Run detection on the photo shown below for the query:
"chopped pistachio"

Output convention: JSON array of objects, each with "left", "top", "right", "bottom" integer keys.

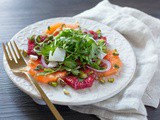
[
  {"left": 57, "top": 78, "right": 66, "bottom": 87},
  {"left": 29, "top": 35, "right": 36, "bottom": 42},
  {"left": 99, "top": 79, "right": 106, "bottom": 84},
  {"left": 78, "top": 25, "right": 81, "bottom": 30},
  {"left": 113, "top": 52, "right": 119, "bottom": 56},
  {"left": 112, "top": 49, "right": 119, "bottom": 56},
  {"left": 79, "top": 71, "right": 87, "bottom": 79},
  {"left": 29, "top": 61, "right": 35, "bottom": 65},
  {"left": 63, "top": 89, "right": 70, "bottom": 95},
  {"left": 88, "top": 71, "right": 94, "bottom": 75},
  {"left": 61, "top": 24, "right": 66, "bottom": 29},
  {"left": 96, "top": 29, "right": 101, "bottom": 33},
  {"left": 48, "top": 35, "right": 53, "bottom": 40},
  {"left": 36, "top": 35, "right": 41, "bottom": 42},
  {"left": 114, "top": 64, "right": 120, "bottom": 69},
  {"left": 34, "top": 64, "right": 44, "bottom": 71},
  {"left": 108, "top": 78, "right": 114, "bottom": 83},
  {"left": 75, "top": 21, "right": 80, "bottom": 29},
  {"left": 49, "top": 82, "right": 58, "bottom": 87},
  {"left": 48, "top": 26, "right": 50, "bottom": 31},
  {"left": 114, "top": 49, "right": 117, "bottom": 52},
  {"left": 96, "top": 29, "right": 102, "bottom": 38}
]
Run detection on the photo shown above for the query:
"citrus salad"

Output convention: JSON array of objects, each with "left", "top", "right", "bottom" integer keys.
[{"left": 26, "top": 22, "right": 122, "bottom": 90}]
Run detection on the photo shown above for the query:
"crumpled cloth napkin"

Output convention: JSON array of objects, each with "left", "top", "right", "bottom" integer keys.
[{"left": 69, "top": 0, "right": 160, "bottom": 119}]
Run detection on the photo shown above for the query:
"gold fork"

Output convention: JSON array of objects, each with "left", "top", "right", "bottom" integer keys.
[{"left": 2, "top": 41, "right": 64, "bottom": 120}]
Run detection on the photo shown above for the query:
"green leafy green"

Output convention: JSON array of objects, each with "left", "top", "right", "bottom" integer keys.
[
  {"left": 63, "top": 60, "right": 77, "bottom": 69},
  {"left": 96, "top": 29, "right": 102, "bottom": 38},
  {"left": 34, "top": 64, "right": 44, "bottom": 71},
  {"left": 49, "top": 82, "right": 58, "bottom": 87},
  {"left": 29, "top": 35, "right": 36, "bottom": 42},
  {"left": 32, "top": 28, "right": 108, "bottom": 76},
  {"left": 71, "top": 69, "right": 80, "bottom": 76},
  {"left": 48, "top": 26, "right": 50, "bottom": 31},
  {"left": 36, "top": 68, "right": 55, "bottom": 76},
  {"left": 40, "top": 43, "right": 56, "bottom": 56}
]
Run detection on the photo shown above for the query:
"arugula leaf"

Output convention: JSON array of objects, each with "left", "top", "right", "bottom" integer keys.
[
  {"left": 96, "top": 29, "right": 102, "bottom": 38},
  {"left": 48, "top": 26, "right": 50, "bottom": 31},
  {"left": 33, "top": 28, "right": 108, "bottom": 74},
  {"left": 40, "top": 43, "right": 56, "bottom": 56},
  {"left": 36, "top": 68, "right": 55, "bottom": 76},
  {"left": 97, "top": 39, "right": 107, "bottom": 53},
  {"left": 61, "top": 66, "right": 80, "bottom": 75},
  {"left": 63, "top": 60, "right": 77, "bottom": 69},
  {"left": 71, "top": 69, "right": 80, "bottom": 75},
  {"left": 34, "top": 64, "right": 44, "bottom": 71},
  {"left": 44, "top": 68, "right": 55, "bottom": 73}
]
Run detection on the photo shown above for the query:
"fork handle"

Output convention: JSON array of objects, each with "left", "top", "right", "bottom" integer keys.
[{"left": 25, "top": 73, "right": 64, "bottom": 120}]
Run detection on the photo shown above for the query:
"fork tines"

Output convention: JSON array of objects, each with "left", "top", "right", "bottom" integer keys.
[{"left": 2, "top": 41, "right": 26, "bottom": 66}]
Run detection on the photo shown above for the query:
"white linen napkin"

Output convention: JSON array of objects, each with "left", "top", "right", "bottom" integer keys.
[{"left": 69, "top": 0, "right": 160, "bottom": 119}]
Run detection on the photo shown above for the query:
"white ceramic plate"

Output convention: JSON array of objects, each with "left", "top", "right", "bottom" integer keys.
[{"left": 3, "top": 17, "right": 136, "bottom": 105}]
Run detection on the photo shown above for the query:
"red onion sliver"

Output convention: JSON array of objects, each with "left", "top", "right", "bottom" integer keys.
[
  {"left": 41, "top": 56, "right": 49, "bottom": 68},
  {"left": 87, "top": 59, "right": 111, "bottom": 72}
]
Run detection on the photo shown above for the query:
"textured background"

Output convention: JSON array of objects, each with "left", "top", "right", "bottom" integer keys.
[{"left": 0, "top": 0, "right": 160, "bottom": 120}]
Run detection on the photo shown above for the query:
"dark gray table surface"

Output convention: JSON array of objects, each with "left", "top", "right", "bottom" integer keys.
[{"left": 0, "top": 0, "right": 160, "bottom": 120}]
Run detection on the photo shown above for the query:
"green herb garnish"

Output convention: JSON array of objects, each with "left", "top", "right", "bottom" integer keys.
[
  {"left": 48, "top": 26, "right": 50, "bottom": 31},
  {"left": 99, "top": 79, "right": 105, "bottom": 84},
  {"left": 114, "top": 64, "right": 120, "bottom": 69},
  {"left": 96, "top": 29, "right": 102, "bottom": 38},
  {"left": 108, "top": 78, "right": 114, "bottom": 83},
  {"left": 113, "top": 49, "right": 119, "bottom": 56},
  {"left": 79, "top": 71, "right": 88, "bottom": 79},
  {"left": 33, "top": 28, "right": 108, "bottom": 76},
  {"left": 49, "top": 82, "right": 58, "bottom": 87},
  {"left": 29, "top": 35, "right": 36, "bottom": 42},
  {"left": 36, "top": 68, "right": 55, "bottom": 76},
  {"left": 34, "top": 64, "right": 44, "bottom": 71}
]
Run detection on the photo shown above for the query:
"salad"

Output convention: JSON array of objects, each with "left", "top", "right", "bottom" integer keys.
[{"left": 26, "top": 22, "right": 122, "bottom": 90}]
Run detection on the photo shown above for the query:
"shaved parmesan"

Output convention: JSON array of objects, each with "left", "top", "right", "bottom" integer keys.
[
  {"left": 48, "top": 61, "right": 58, "bottom": 68},
  {"left": 30, "top": 55, "right": 38, "bottom": 61},
  {"left": 49, "top": 47, "right": 66, "bottom": 62}
]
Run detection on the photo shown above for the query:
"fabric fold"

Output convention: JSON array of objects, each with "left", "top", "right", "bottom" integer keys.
[{"left": 70, "top": 0, "right": 160, "bottom": 119}]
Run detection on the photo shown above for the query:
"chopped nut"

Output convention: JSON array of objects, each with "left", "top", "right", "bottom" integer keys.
[
  {"left": 108, "top": 78, "right": 114, "bottom": 83},
  {"left": 113, "top": 52, "right": 119, "bottom": 56},
  {"left": 57, "top": 78, "right": 66, "bottom": 87},
  {"left": 63, "top": 89, "right": 70, "bottom": 95},
  {"left": 79, "top": 71, "right": 87, "bottom": 79},
  {"left": 88, "top": 71, "right": 94, "bottom": 75},
  {"left": 114, "top": 64, "right": 120, "bottom": 69},
  {"left": 34, "top": 64, "right": 44, "bottom": 71},
  {"left": 49, "top": 82, "right": 58, "bottom": 87},
  {"left": 29, "top": 35, "right": 36, "bottom": 42},
  {"left": 99, "top": 79, "right": 106, "bottom": 84},
  {"left": 48, "top": 26, "right": 50, "bottom": 31},
  {"left": 113, "top": 49, "right": 119, "bottom": 56}
]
